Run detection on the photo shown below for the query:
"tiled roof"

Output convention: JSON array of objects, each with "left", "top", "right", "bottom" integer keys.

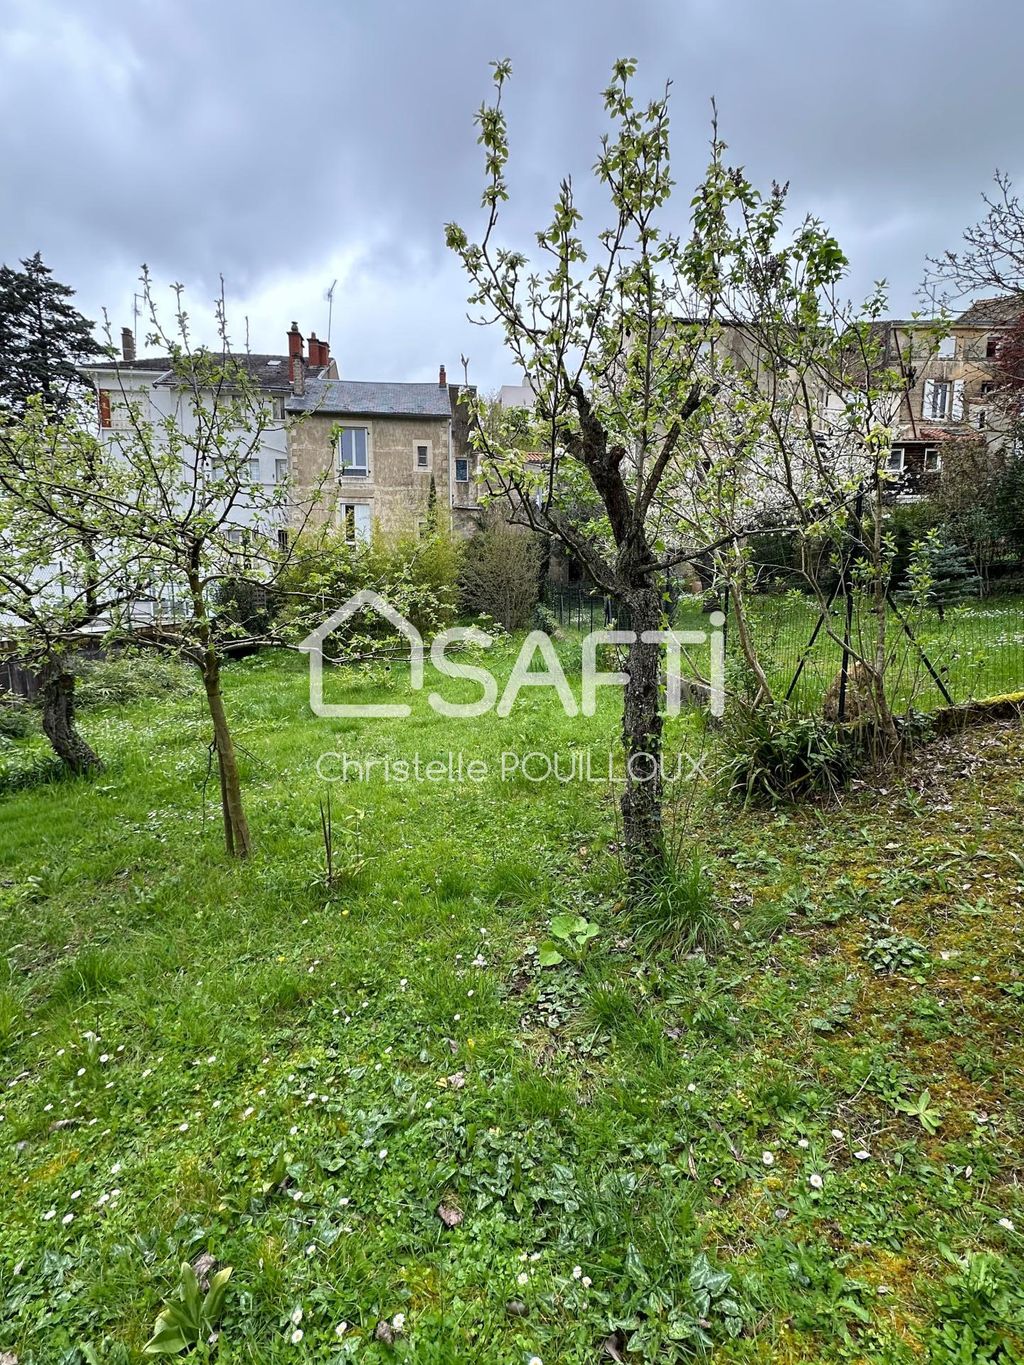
[
  {"left": 81, "top": 354, "right": 302, "bottom": 392},
  {"left": 81, "top": 356, "right": 172, "bottom": 373},
  {"left": 954, "top": 296, "right": 1024, "bottom": 329},
  {"left": 286, "top": 379, "right": 452, "bottom": 418}
]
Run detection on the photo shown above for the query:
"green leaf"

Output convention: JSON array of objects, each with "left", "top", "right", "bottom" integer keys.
[
  {"left": 203, "top": 1266, "right": 233, "bottom": 1322},
  {"left": 538, "top": 941, "right": 564, "bottom": 967},
  {"left": 142, "top": 1309, "right": 190, "bottom": 1356},
  {"left": 548, "top": 914, "right": 580, "bottom": 941}
]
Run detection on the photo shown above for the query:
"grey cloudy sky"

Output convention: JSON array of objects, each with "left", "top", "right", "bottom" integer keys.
[{"left": 2, "top": 0, "right": 1022, "bottom": 389}]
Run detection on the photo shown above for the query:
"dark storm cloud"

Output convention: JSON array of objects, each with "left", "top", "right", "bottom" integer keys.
[{"left": 2, "top": 0, "right": 1022, "bottom": 386}]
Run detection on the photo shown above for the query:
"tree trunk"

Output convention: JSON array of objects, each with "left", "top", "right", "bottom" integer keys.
[
  {"left": 621, "top": 584, "right": 665, "bottom": 886},
  {"left": 201, "top": 656, "right": 252, "bottom": 859},
  {"left": 724, "top": 565, "right": 774, "bottom": 705},
  {"left": 38, "top": 661, "right": 102, "bottom": 776}
]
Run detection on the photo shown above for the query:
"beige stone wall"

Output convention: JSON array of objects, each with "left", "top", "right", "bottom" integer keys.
[
  {"left": 287, "top": 412, "right": 454, "bottom": 536},
  {"left": 890, "top": 322, "right": 1005, "bottom": 437}
]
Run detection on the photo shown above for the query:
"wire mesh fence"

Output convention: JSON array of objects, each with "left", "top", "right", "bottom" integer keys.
[
  {"left": 544, "top": 583, "right": 1024, "bottom": 717},
  {"left": 730, "top": 592, "right": 1024, "bottom": 715}
]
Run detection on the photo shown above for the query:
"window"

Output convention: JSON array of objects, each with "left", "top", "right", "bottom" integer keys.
[
  {"left": 922, "top": 378, "right": 963, "bottom": 421},
  {"left": 277, "top": 528, "right": 289, "bottom": 552},
  {"left": 980, "top": 381, "right": 997, "bottom": 396},
  {"left": 976, "top": 409, "right": 988, "bottom": 430},
  {"left": 887, "top": 447, "right": 905, "bottom": 472},
  {"left": 937, "top": 336, "right": 955, "bottom": 359},
  {"left": 923, "top": 446, "right": 942, "bottom": 472},
  {"left": 339, "top": 427, "right": 369, "bottom": 476},
  {"left": 98, "top": 388, "right": 146, "bottom": 430},
  {"left": 923, "top": 380, "right": 950, "bottom": 419},
  {"left": 341, "top": 502, "right": 371, "bottom": 544},
  {"left": 415, "top": 442, "right": 431, "bottom": 470},
  {"left": 275, "top": 457, "right": 289, "bottom": 483},
  {"left": 455, "top": 457, "right": 469, "bottom": 483},
  {"left": 986, "top": 335, "right": 1000, "bottom": 359},
  {"left": 249, "top": 458, "right": 261, "bottom": 483},
  {"left": 270, "top": 396, "right": 285, "bottom": 420},
  {"left": 226, "top": 529, "right": 244, "bottom": 546}
]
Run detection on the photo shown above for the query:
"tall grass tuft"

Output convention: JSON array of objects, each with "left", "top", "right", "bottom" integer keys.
[{"left": 631, "top": 851, "right": 724, "bottom": 956}]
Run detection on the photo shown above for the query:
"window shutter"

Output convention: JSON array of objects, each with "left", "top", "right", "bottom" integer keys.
[
  {"left": 951, "top": 380, "right": 964, "bottom": 421},
  {"left": 922, "top": 379, "right": 935, "bottom": 419},
  {"left": 98, "top": 389, "right": 111, "bottom": 427},
  {"left": 354, "top": 504, "right": 372, "bottom": 542}
]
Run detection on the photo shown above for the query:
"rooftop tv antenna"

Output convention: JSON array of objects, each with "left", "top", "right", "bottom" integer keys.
[{"left": 325, "top": 279, "right": 337, "bottom": 350}]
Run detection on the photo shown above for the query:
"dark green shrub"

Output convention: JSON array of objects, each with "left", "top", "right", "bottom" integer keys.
[
  {"left": 0, "top": 700, "right": 33, "bottom": 740},
  {"left": 887, "top": 500, "right": 941, "bottom": 591},
  {"left": 719, "top": 703, "right": 859, "bottom": 805},
  {"left": 460, "top": 514, "right": 542, "bottom": 630},
  {"left": 0, "top": 747, "right": 66, "bottom": 794},
  {"left": 213, "top": 577, "right": 277, "bottom": 639}
]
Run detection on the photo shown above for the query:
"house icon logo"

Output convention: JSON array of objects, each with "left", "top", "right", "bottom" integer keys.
[{"left": 298, "top": 589, "right": 424, "bottom": 718}]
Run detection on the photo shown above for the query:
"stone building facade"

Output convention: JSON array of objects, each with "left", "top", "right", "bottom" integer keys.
[
  {"left": 285, "top": 364, "right": 480, "bottom": 541},
  {"left": 869, "top": 298, "right": 1021, "bottom": 496}
]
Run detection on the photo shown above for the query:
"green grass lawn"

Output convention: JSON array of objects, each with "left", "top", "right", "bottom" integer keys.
[{"left": 1, "top": 646, "right": 1023, "bottom": 1363}]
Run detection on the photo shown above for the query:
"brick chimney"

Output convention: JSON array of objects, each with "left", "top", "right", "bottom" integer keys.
[
  {"left": 439, "top": 363, "right": 447, "bottom": 388},
  {"left": 121, "top": 327, "right": 135, "bottom": 363},
  {"left": 287, "top": 321, "right": 304, "bottom": 383},
  {"left": 291, "top": 352, "right": 305, "bottom": 397},
  {"left": 308, "top": 332, "right": 329, "bottom": 369}
]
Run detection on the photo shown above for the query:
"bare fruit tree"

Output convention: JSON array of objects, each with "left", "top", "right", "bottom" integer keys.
[
  {"left": 11, "top": 272, "right": 327, "bottom": 856},
  {"left": 0, "top": 398, "right": 142, "bottom": 773},
  {"left": 90, "top": 273, "right": 330, "bottom": 857},
  {"left": 447, "top": 59, "right": 866, "bottom": 879}
]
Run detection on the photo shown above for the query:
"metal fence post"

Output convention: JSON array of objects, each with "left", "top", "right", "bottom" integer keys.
[{"left": 837, "top": 562, "right": 855, "bottom": 723}]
